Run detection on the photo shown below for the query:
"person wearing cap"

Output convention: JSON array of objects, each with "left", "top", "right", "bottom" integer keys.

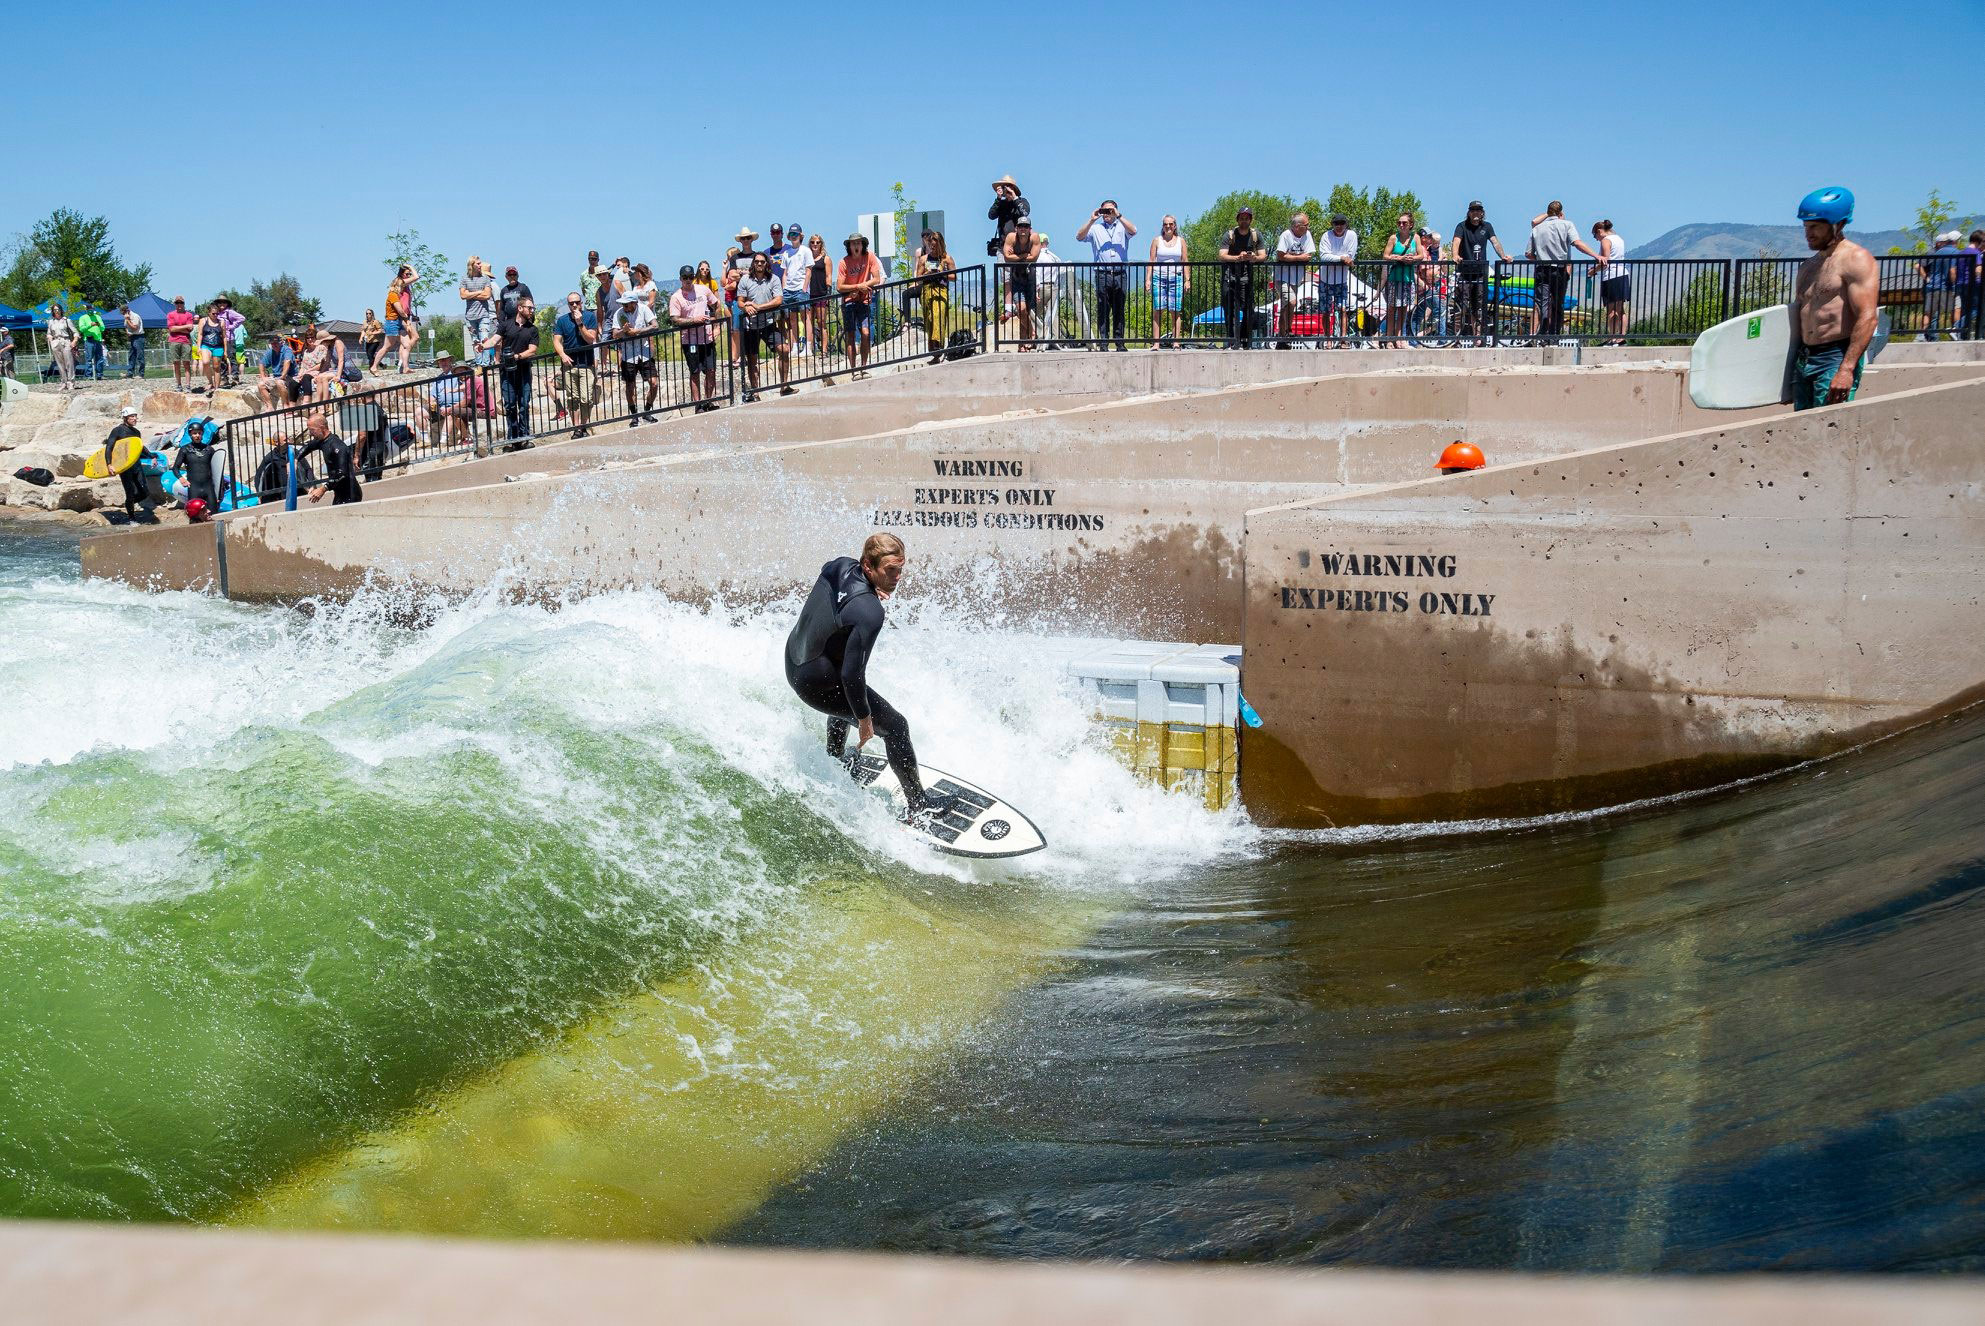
[
  {"left": 552, "top": 290, "right": 600, "bottom": 438},
  {"left": 837, "top": 233, "right": 885, "bottom": 377},
  {"left": 670, "top": 265, "right": 722, "bottom": 413},
  {"left": 1918, "top": 231, "right": 1962, "bottom": 340},
  {"left": 613, "top": 290, "right": 660, "bottom": 425},
  {"left": 778, "top": 223, "right": 812, "bottom": 354},
  {"left": 478, "top": 293, "right": 542, "bottom": 447},
  {"left": 254, "top": 332, "right": 297, "bottom": 409},
  {"left": 1450, "top": 202, "right": 1509, "bottom": 344},
  {"left": 1790, "top": 187, "right": 1878, "bottom": 409},
  {"left": 736, "top": 252, "right": 792, "bottom": 402},
  {"left": 498, "top": 265, "right": 532, "bottom": 323},
  {"left": 1218, "top": 207, "right": 1267, "bottom": 349},
  {"left": 1960, "top": 229, "right": 1985, "bottom": 342},
  {"left": 462, "top": 257, "right": 498, "bottom": 367},
  {"left": 1001, "top": 219, "right": 1047, "bottom": 348},
  {"left": 104, "top": 405, "right": 158, "bottom": 522},
  {"left": 165, "top": 296, "right": 196, "bottom": 390},
  {"left": 425, "top": 350, "right": 487, "bottom": 452}
]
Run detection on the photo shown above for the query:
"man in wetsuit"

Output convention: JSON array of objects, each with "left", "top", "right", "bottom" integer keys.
[
  {"left": 1790, "top": 186, "right": 1878, "bottom": 411},
  {"left": 298, "top": 410, "right": 362, "bottom": 505},
  {"left": 785, "top": 533, "right": 954, "bottom": 821}
]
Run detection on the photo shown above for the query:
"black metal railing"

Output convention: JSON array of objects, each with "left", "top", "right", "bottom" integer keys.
[
  {"left": 222, "top": 367, "right": 508, "bottom": 507},
  {"left": 990, "top": 254, "right": 1985, "bottom": 348},
  {"left": 745, "top": 263, "right": 988, "bottom": 393},
  {"left": 503, "top": 317, "right": 735, "bottom": 441}
]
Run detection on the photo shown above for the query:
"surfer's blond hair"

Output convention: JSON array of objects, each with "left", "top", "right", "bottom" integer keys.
[{"left": 861, "top": 533, "right": 906, "bottom": 567}]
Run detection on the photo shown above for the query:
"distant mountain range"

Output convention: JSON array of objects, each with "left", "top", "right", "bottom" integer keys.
[{"left": 1635, "top": 222, "right": 1919, "bottom": 259}]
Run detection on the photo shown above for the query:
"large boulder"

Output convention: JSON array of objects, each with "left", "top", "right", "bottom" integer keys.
[
  {"left": 56, "top": 478, "right": 123, "bottom": 512},
  {"left": 25, "top": 419, "right": 124, "bottom": 473},
  {"left": 0, "top": 424, "right": 37, "bottom": 451},
  {"left": 205, "top": 388, "right": 261, "bottom": 420},
  {"left": 139, "top": 389, "right": 194, "bottom": 422},
  {"left": 66, "top": 392, "right": 128, "bottom": 419},
  {"left": 0, "top": 393, "right": 68, "bottom": 428},
  {"left": 6, "top": 446, "right": 82, "bottom": 480}
]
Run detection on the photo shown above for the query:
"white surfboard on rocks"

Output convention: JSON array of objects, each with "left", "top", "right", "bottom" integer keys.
[
  {"left": 1689, "top": 303, "right": 1891, "bottom": 410},
  {"left": 849, "top": 752, "right": 1046, "bottom": 859}
]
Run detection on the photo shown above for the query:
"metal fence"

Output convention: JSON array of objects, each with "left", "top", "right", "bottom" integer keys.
[
  {"left": 211, "top": 267, "right": 993, "bottom": 505},
  {"left": 991, "top": 255, "right": 1984, "bottom": 348}
]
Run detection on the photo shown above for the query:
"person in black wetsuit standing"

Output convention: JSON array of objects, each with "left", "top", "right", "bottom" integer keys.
[{"left": 785, "top": 533, "right": 954, "bottom": 820}]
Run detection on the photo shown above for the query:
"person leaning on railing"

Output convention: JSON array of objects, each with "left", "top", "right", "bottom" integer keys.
[
  {"left": 554, "top": 291, "right": 600, "bottom": 438},
  {"left": 1217, "top": 207, "right": 1267, "bottom": 349},
  {"left": 478, "top": 295, "right": 540, "bottom": 449},
  {"left": 424, "top": 350, "right": 487, "bottom": 454},
  {"left": 670, "top": 266, "right": 723, "bottom": 412},
  {"left": 913, "top": 230, "right": 956, "bottom": 364}
]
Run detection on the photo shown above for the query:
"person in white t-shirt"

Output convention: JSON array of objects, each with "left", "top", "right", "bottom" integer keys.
[
  {"left": 1314, "top": 214, "right": 1359, "bottom": 339},
  {"left": 777, "top": 222, "right": 814, "bottom": 354},
  {"left": 1273, "top": 213, "right": 1317, "bottom": 348}
]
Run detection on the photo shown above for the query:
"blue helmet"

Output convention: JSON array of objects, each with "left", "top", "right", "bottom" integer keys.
[{"left": 1797, "top": 187, "right": 1854, "bottom": 226}]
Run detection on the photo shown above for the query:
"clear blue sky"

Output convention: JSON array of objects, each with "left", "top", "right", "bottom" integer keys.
[{"left": 6, "top": 0, "right": 1976, "bottom": 320}]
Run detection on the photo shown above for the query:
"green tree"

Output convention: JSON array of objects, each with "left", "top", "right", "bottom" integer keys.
[
  {"left": 1886, "top": 188, "right": 1975, "bottom": 255},
  {"left": 890, "top": 180, "right": 918, "bottom": 274},
  {"left": 381, "top": 228, "right": 451, "bottom": 316},
  {"left": 0, "top": 207, "right": 152, "bottom": 309},
  {"left": 1323, "top": 184, "right": 1429, "bottom": 260},
  {"left": 212, "top": 273, "right": 325, "bottom": 335},
  {"left": 1182, "top": 190, "right": 1321, "bottom": 272}
]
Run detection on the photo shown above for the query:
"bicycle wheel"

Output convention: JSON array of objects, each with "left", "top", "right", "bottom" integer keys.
[{"left": 1407, "top": 294, "right": 1458, "bottom": 349}]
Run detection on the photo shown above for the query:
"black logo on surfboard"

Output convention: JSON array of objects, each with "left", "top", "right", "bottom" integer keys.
[{"left": 980, "top": 819, "right": 1010, "bottom": 840}]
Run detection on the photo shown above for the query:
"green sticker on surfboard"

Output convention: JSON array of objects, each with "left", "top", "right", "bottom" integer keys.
[{"left": 1746, "top": 316, "right": 1762, "bottom": 339}]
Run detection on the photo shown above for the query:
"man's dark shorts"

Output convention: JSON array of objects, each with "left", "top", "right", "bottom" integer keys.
[
  {"left": 842, "top": 300, "right": 873, "bottom": 339},
  {"left": 684, "top": 343, "right": 715, "bottom": 374},
  {"left": 1792, "top": 340, "right": 1862, "bottom": 411},
  {"left": 1008, "top": 266, "right": 1038, "bottom": 311},
  {"left": 741, "top": 325, "right": 785, "bottom": 356},
  {"left": 620, "top": 357, "right": 657, "bottom": 384}
]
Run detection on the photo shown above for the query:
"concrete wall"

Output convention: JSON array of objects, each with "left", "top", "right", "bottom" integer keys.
[
  {"left": 1238, "top": 376, "right": 1985, "bottom": 827},
  {"left": 85, "top": 363, "right": 1985, "bottom": 642},
  {"left": 7, "top": 1221, "right": 1976, "bottom": 1326},
  {"left": 78, "top": 519, "right": 222, "bottom": 592},
  {"left": 132, "top": 367, "right": 1730, "bottom": 640}
]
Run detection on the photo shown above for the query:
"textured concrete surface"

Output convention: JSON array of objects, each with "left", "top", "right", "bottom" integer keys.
[
  {"left": 125, "top": 366, "right": 1761, "bottom": 639},
  {"left": 3, "top": 1221, "right": 1979, "bottom": 1326},
  {"left": 1239, "top": 376, "right": 1985, "bottom": 826}
]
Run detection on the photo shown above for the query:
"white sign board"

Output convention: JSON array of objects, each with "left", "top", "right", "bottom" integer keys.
[{"left": 855, "top": 210, "right": 947, "bottom": 259}]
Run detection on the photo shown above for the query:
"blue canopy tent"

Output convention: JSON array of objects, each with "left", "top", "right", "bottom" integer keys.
[{"left": 0, "top": 301, "right": 29, "bottom": 329}]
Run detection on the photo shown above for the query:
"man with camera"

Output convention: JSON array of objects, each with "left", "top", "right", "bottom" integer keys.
[
  {"left": 988, "top": 174, "right": 1031, "bottom": 336},
  {"left": 1077, "top": 200, "right": 1138, "bottom": 351},
  {"left": 478, "top": 293, "right": 541, "bottom": 449}
]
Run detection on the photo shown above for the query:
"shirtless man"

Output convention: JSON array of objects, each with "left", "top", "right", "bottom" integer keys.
[{"left": 1789, "top": 186, "right": 1878, "bottom": 411}]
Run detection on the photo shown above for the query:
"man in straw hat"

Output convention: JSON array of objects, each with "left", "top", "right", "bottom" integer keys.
[{"left": 987, "top": 173, "right": 1030, "bottom": 257}]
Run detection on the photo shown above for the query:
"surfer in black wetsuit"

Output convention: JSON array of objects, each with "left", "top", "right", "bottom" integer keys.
[
  {"left": 297, "top": 410, "right": 362, "bottom": 505},
  {"left": 785, "top": 533, "right": 954, "bottom": 820}
]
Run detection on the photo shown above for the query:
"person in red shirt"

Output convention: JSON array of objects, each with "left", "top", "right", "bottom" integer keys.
[
  {"left": 836, "top": 234, "right": 884, "bottom": 378},
  {"left": 165, "top": 296, "right": 197, "bottom": 391}
]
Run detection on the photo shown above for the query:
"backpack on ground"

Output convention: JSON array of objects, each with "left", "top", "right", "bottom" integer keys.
[
  {"left": 943, "top": 329, "right": 977, "bottom": 361},
  {"left": 13, "top": 466, "right": 53, "bottom": 487}
]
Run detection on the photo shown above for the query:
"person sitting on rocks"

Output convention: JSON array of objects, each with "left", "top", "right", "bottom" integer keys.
[{"left": 255, "top": 333, "right": 297, "bottom": 409}]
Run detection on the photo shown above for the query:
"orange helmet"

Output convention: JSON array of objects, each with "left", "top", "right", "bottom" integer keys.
[{"left": 1437, "top": 441, "right": 1485, "bottom": 472}]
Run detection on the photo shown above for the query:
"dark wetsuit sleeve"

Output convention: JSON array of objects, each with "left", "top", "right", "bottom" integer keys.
[{"left": 838, "top": 596, "right": 885, "bottom": 720}]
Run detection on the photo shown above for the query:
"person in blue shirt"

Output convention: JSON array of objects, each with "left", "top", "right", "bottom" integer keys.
[
  {"left": 1076, "top": 199, "right": 1138, "bottom": 350},
  {"left": 253, "top": 333, "right": 297, "bottom": 409},
  {"left": 553, "top": 292, "right": 600, "bottom": 437}
]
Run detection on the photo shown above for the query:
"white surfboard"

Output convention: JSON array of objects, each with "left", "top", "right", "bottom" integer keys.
[
  {"left": 1690, "top": 303, "right": 1891, "bottom": 410},
  {"left": 849, "top": 752, "right": 1046, "bottom": 859}
]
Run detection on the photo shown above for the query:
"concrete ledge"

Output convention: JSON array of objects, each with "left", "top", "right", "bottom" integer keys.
[
  {"left": 1239, "top": 376, "right": 1985, "bottom": 826},
  {"left": 3, "top": 1221, "right": 1978, "bottom": 1326}
]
